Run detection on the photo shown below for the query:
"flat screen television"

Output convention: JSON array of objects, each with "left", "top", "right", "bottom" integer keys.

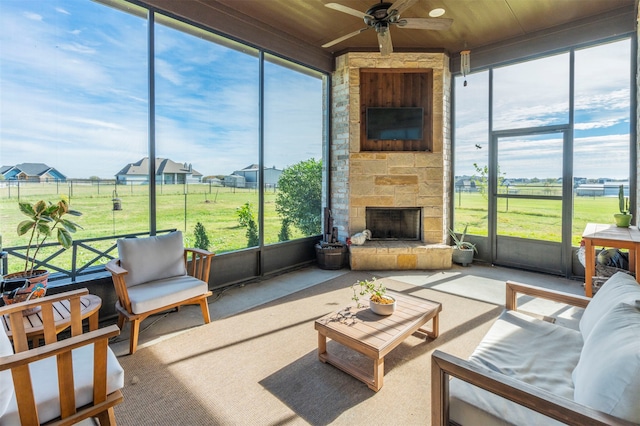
[{"left": 366, "top": 107, "right": 424, "bottom": 140}]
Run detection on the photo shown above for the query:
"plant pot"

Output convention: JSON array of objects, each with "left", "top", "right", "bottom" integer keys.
[
  {"left": 1, "top": 270, "right": 48, "bottom": 315},
  {"left": 452, "top": 247, "right": 474, "bottom": 266},
  {"left": 369, "top": 295, "right": 396, "bottom": 315},
  {"left": 614, "top": 213, "right": 632, "bottom": 228},
  {"left": 315, "top": 243, "right": 348, "bottom": 270}
]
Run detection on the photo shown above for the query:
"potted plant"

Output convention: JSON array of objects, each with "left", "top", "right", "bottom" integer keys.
[
  {"left": 449, "top": 225, "right": 477, "bottom": 266},
  {"left": 614, "top": 184, "right": 632, "bottom": 227},
  {"left": 1, "top": 198, "right": 82, "bottom": 307},
  {"left": 351, "top": 277, "right": 395, "bottom": 315}
]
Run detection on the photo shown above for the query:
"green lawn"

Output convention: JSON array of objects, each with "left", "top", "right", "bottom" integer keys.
[
  {"left": 0, "top": 183, "right": 306, "bottom": 275},
  {"left": 453, "top": 190, "right": 618, "bottom": 245}
]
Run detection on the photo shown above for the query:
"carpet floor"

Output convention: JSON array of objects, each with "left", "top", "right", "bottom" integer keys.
[{"left": 114, "top": 271, "right": 504, "bottom": 425}]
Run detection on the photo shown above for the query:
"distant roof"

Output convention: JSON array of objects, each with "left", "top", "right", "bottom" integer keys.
[
  {"left": 116, "top": 157, "right": 202, "bottom": 177},
  {"left": 0, "top": 162, "right": 66, "bottom": 178}
]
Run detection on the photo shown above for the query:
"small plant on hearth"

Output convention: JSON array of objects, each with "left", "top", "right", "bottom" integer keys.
[{"left": 351, "top": 277, "right": 394, "bottom": 308}]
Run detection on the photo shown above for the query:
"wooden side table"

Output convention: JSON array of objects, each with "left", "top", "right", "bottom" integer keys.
[
  {"left": 582, "top": 223, "right": 640, "bottom": 297},
  {"left": 1, "top": 294, "right": 102, "bottom": 345}
]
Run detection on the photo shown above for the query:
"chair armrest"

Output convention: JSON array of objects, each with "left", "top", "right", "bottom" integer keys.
[
  {"left": 105, "top": 258, "right": 128, "bottom": 276},
  {"left": 184, "top": 248, "right": 214, "bottom": 282},
  {"left": 105, "top": 258, "right": 133, "bottom": 313},
  {"left": 505, "top": 280, "right": 591, "bottom": 311},
  {"left": 0, "top": 325, "right": 121, "bottom": 425},
  {"left": 431, "top": 350, "right": 634, "bottom": 426}
]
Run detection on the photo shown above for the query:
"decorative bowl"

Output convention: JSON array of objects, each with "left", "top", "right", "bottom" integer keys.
[{"left": 369, "top": 295, "right": 396, "bottom": 315}]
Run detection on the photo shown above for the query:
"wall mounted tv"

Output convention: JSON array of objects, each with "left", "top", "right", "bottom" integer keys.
[{"left": 366, "top": 107, "right": 424, "bottom": 140}]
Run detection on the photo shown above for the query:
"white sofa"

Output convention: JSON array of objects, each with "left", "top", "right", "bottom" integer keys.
[{"left": 432, "top": 272, "right": 640, "bottom": 426}]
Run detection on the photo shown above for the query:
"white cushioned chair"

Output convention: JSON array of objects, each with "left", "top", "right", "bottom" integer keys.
[
  {"left": 105, "top": 231, "right": 213, "bottom": 355},
  {"left": 0, "top": 288, "right": 124, "bottom": 425}
]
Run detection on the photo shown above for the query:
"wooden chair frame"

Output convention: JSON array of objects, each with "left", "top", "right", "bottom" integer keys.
[
  {"left": 0, "top": 288, "right": 123, "bottom": 425},
  {"left": 105, "top": 248, "right": 214, "bottom": 355},
  {"left": 431, "top": 281, "right": 635, "bottom": 426}
]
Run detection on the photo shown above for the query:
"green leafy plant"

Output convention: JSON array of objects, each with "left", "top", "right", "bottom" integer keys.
[
  {"left": 351, "top": 277, "right": 393, "bottom": 307},
  {"left": 618, "top": 184, "right": 630, "bottom": 215},
  {"left": 275, "top": 158, "right": 322, "bottom": 236},
  {"left": 448, "top": 225, "right": 477, "bottom": 252},
  {"left": 193, "top": 221, "right": 210, "bottom": 251},
  {"left": 236, "top": 202, "right": 259, "bottom": 247},
  {"left": 16, "top": 198, "right": 83, "bottom": 276}
]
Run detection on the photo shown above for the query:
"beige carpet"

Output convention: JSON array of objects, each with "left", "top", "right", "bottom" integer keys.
[{"left": 114, "top": 271, "right": 503, "bottom": 425}]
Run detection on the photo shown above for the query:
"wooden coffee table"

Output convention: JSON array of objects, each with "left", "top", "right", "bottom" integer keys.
[{"left": 314, "top": 289, "right": 441, "bottom": 391}]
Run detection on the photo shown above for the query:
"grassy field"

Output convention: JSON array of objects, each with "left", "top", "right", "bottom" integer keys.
[
  {"left": 0, "top": 182, "right": 307, "bottom": 275},
  {"left": 0, "top": 182, "right": 620, "bottom": 275},
  {"left": 453, "top": 190, "right": 617, "bottom": 245}
]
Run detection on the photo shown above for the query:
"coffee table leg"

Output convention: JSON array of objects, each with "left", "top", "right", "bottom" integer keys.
[
  {"left": 418, "top": 313, "right": 439, "bottom": 339},
  {"left": 318, "top": 332, "right": 327, "bottom": 362},
  {"left": 372, "top": 357, "right": 384, "bottom": 391}
]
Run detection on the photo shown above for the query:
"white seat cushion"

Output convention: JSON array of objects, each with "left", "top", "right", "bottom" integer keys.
[
  {"left": 1, "top": 344, "right": 124, "bottom": 424},
  {"left": 579, "top": 271, "right": 640, "bottom": 339},
  {"left": 117, "top": 231, "right": 187, "bottom": 287},
  {"left": 573, "top": 301, "right": 640, "bottom": 423},
  {"left": 127, "top": 274, "right": 209, "bottom": 314},
  {"left": 450, "top": 310, "right": 583, "bottom": 425},
  {"left": 0, "top": 326, "right": 15, "bottom": 417}
]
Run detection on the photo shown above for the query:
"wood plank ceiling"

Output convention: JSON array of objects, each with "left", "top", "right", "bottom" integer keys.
[{"left": 203, "top": 0, "right": 635, "bottom": 56}]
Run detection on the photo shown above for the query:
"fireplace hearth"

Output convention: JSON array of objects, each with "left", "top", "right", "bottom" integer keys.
[{"left": 366, "top": 208, "right": 421, "bottom": 241}]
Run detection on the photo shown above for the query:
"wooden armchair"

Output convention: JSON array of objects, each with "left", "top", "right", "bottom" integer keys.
[
  {"left": 0, "top": 288, "right": 124, "bottom": 425},
  {"left": 105, "top": 231, "right": 213, "bottom": 355}
]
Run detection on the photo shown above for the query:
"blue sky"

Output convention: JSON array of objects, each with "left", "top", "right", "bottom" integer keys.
[
  {"left": 0, "top": 0, "right": 323, "bottom": 179},
  {"left": 454, "top": 38, "right": 631, "bottom": 180}
]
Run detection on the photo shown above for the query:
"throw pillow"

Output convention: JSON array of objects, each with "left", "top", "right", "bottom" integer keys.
[
  {"left": 573, "top": 302, "right": 640, "bottom": 423},
  {"left": 117, "top": 231, "right": 186, "bottom": 287},
  {"left": 579, "top": 271, "right": 640, "bottom": 339}
]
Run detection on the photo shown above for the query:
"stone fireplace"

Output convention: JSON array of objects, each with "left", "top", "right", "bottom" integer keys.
[{"left": 328, "top": 52, "right": 452, "bottom": 270}]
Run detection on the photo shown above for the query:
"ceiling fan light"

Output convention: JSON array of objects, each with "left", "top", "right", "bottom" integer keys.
[{"left": 429, "top": 8, "right": 445, "bottom": 17}]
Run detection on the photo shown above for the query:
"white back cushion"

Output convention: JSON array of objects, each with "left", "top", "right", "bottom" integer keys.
[
  {"left": 117, "top": 231, "right": 186, "bottom": 287},
  {"left": 0, "top": 325, "right": 14, "bottom": 416},
  {"left": 573, "top": 302, "right": 640, "bottom": 423},
  {"left": 579, "top": 271, "right": 640, "bottom": 339}
]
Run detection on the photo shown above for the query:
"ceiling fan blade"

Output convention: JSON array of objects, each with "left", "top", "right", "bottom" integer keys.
[
  {"left": 325, "top": 2, "right": 373, "bottom": 20},
  {"left": 377, "top": 30, "right": 393, "bottom": 56},
  {"left": 388, "top": 0, "right": 418, "bottom": 16},
  {"left": 398, "top": 17, "right": 453, "bottom": 30},
  {"left": 322, "top": 27, "right": 369, "bottom": 48}
]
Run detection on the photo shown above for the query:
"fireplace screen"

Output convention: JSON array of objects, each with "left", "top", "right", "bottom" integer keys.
[{"left": 365, "top": 208, "right": 421, "bottom": 240}]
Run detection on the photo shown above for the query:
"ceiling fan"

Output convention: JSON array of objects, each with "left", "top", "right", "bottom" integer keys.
[{"left": 322, "top": 0, "right": 453, "bottom": 56}]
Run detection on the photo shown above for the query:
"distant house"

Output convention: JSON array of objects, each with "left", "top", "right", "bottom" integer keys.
[
  {"left": 0, "top": 163, "right": 67, "bottom": 182},
  {"left": 229, "top": 164, "right": 282, "bottom": 189},
  {"left": 115, "top": 157, "right": 203, "bottom": 185},
  {"left": 223, "top": 174, "right": 246, "bottom": 188}
]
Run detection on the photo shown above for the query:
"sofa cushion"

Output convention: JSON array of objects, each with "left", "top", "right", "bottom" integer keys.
[
  {"left": 450, "top": 310, "right": 583, "bottom": 425},
  {"left": 126, "top": 274, "right": 209, "bottom": 314},
  {"left": 573, "top": 301, "right": 640, "bottom": 423},
  {"left": 118, "top": 231, "right": 186, "bottom": 287},
  {"left": 1, "top": 343, "right": 124, "bottom": 424},
  {"left": 579, "top": 271, "right": 640, "bottom": 340},
  {"left": 0, "top": 325, "right": 15, "bottom": 417}
]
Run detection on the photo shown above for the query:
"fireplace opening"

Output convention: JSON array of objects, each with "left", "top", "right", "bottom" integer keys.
[{"left": 366, "top": 207, "right": 421, "bottom": 240}]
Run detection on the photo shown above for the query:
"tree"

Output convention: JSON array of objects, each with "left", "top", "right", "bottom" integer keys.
[
  {"left": 236, "top": 202, "right": 259, "bottom": 247},
  {"left": 275, "top": 158, "right": 322, "bottom": 236},
  {"left": 193, "top": 221, "right": 210, "bottom": 251}
]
